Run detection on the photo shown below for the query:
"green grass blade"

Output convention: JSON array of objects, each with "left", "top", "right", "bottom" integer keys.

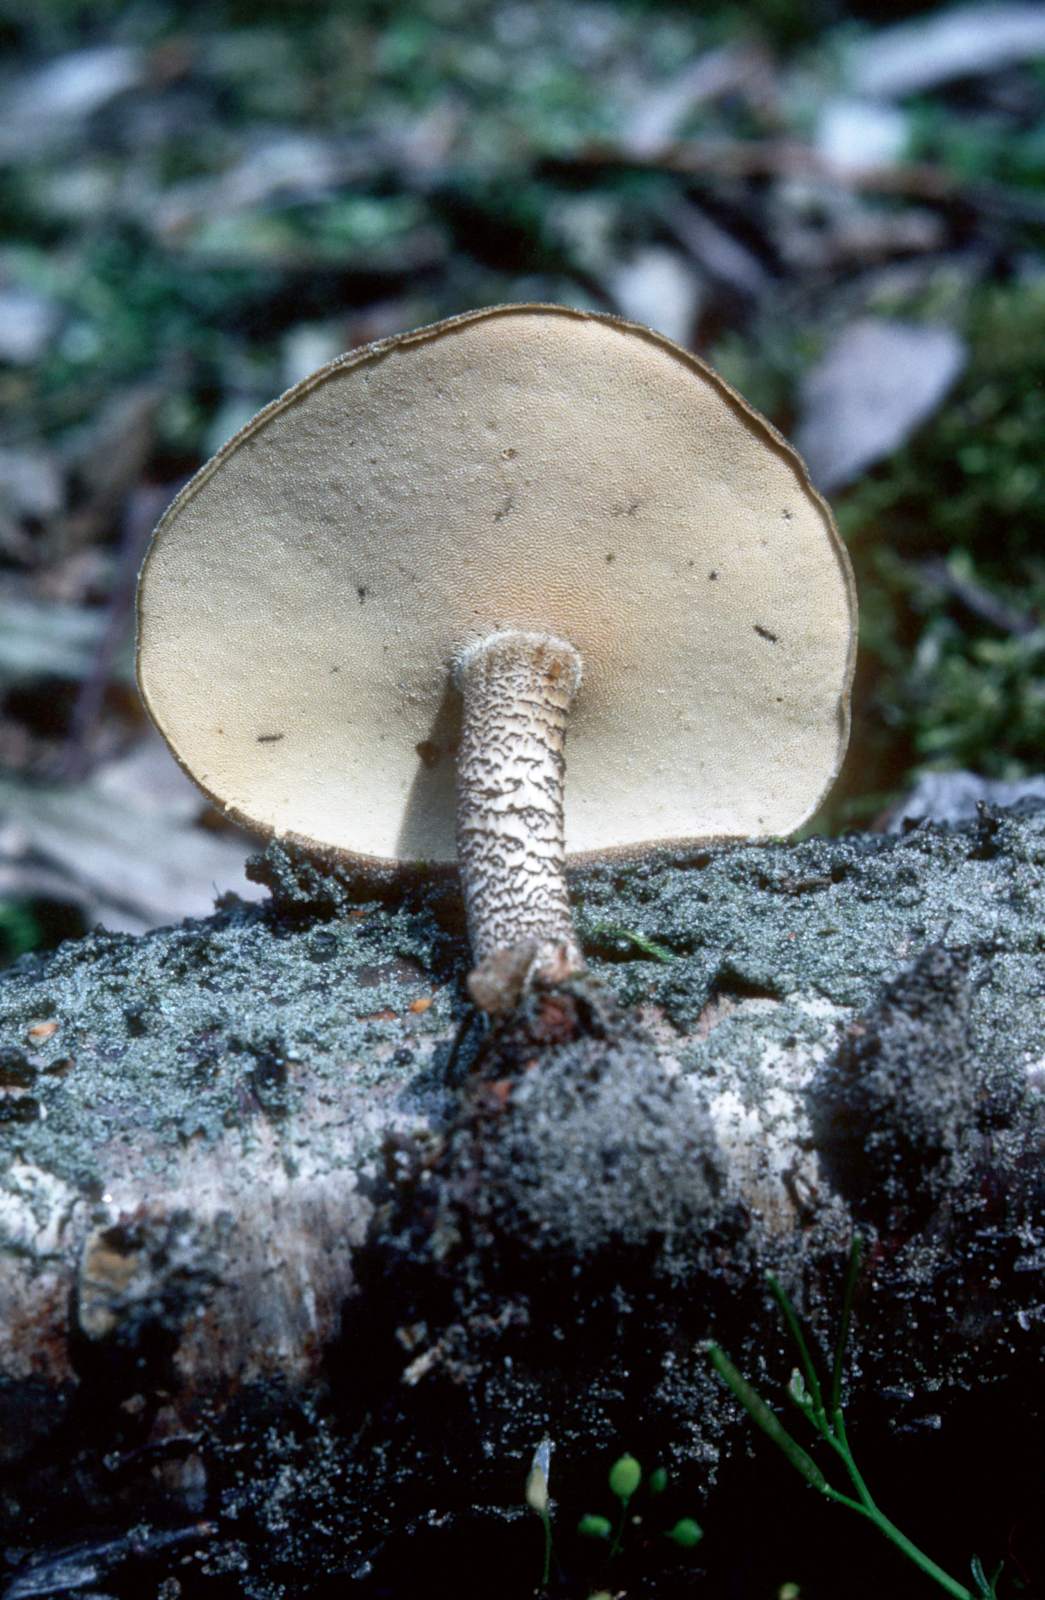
[
  {"left": 588, "top": 924, "right": 675, "bottom": 963},
  {"left": 970, "top": 1554, "right": 1002, "bottom": 1597},
  {"left": 707, "top": 1344, "right": 828, "bottom": 1492}
]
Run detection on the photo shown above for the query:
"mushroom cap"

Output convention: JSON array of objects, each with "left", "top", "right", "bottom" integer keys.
[{"left": 136, "top": 304, "right": 856, "bottom": 869}]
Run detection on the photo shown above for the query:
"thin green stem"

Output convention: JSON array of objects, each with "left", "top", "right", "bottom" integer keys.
[
  {"left": 767, "top": 1273, "right": 825, "bottom": 1423},
  {"left": 818, "top": 1483, "right": 873, "bottom": 1516},
  {"left": 540, "top": 1510, "right": 552, "bottom": 1587},
  {"left": 708, "top": 1238, "right": 985, "bottom": 1600},
  {"left": 830, "top": 1409, "right": 876, "bottom": 1508},
  {"left": 707, "top": 1343, "right": 828, "bottom": 1492},
  {"left": 864, "top": 1506, "right": 976, "bottom": 1600},
  {"left": 970, "top": 1555, "right": 1002, "bottom": 1599},
  {"left": 609, "top": 1502, "right": 629, "bottom": 1559}
]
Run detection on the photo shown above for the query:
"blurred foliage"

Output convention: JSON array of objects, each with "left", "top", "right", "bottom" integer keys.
[
  {"left": 0, "top": 0, "right": 846, "bottom": 58},
  {"left": 840, "top": 285, "right": 1045, "bottom": 789},
  {"left": 909, "top": 72, "right": 1045, "bottom": 192},
  {"left": 1, "top": 230, "right": 279, "bottom": 455},
  {"left": 0, "top": 901, "right": 42, "bottom": 963},
  {"left": 716, "top": 282, "right": 1045, "bottom": 819}
]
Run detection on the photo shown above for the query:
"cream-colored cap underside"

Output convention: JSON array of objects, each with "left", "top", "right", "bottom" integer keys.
[{"left": 137, "top": 306, "right": 855, "bottom": 864}]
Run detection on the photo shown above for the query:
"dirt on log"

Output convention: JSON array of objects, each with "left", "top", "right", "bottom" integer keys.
[{"left": 0, "top": 806, "right": 1042, "bottom": 1599}]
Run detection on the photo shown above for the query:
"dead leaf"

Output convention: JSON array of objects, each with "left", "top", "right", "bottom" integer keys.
[
  {"left": 606, "top": 246, "right": 703, "bottom": 345},
  {"left": 0, "top": 290, "right": 61, "bottom": 366},
  {"left": 621, "top": 44, "right": 774, "bottom": 156},
  {"left": 63, "top": 386, "right": 161, "bottom": 549},
  {"left": 0, "top": 46, "right": 144, "bottom": 158},
  {"left": 0, "top": 450, "right": 64, "bottom": 563},
  {"left": 815, "top": 98, "right": 909, "bottom": 174},
  {"left": 0, "top": 595, "right": 109, "bottom": 684},
  {"left": 792, "top": 318, "right": 966, "bottom": 492},
  {"left": 0, "top": 769, "right": 265, "bottom": 933},
  {"left": 885, "top": 771, "right": 1045, "bottom": 831},
  {"left": 153, "top": 133, "right": 360, "bottom": 240},
  {"left": 657, "top": 196, "right": 769, "bottom": 299},
  {"left": 851, "top": 4, "right": 1045, "bottom": 99},
  {"left": 94, "top": 732, "right": 209, "bottom": 824}
]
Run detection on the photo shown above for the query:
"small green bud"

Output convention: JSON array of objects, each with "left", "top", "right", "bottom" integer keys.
[
  {"left": 788, "top": 1368, "right": 810, "bottom": 1406},
  {"left": 667, "top": 1517, "right": 704, "bottom": 1549},
  {"left": 578, "top": 1514, "right": 612, "bottom": 1540},
  {"left": 525, "top": 1465, "right": 548, "bottom": 1515},
  {"left": 608, "top": 1453, "right": 642, "bottom": 1502},
  {"left": 649, "top": 1466, "right": 668, "bottom": 1495}
]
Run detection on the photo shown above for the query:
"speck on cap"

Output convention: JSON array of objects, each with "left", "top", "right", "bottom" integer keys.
[{"left": 136, "top": 304, "right": 856, "bottom": 868}]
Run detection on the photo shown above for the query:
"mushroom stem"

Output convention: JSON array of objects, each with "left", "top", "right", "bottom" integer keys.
[{"left": 454, "top": 629, "right": 585, "bottom": 1012}]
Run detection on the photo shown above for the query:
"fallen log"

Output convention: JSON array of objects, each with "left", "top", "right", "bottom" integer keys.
[{"left": 0, "top": 806, "right": 1041, "bottom": 1597}]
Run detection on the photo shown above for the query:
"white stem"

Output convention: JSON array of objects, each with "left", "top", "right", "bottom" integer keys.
[{"left": 454, "top": 630, "right": 585, "bottom": 1012}]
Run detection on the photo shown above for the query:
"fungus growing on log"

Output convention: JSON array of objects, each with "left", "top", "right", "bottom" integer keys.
[{"left": 136, "top": 304, "right": 856, "bottom": 1010}]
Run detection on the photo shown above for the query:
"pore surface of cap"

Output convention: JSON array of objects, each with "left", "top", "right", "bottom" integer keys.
[{"left": 136, "top": 304, "right": 856, "bottom": 866}]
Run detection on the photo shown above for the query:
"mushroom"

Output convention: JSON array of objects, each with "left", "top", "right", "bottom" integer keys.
[{"left": 136, "top": 304, "right": 856, "bottom": 1012}]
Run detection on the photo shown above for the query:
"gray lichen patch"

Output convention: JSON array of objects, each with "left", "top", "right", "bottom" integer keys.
[
  {"left": 0, "top": 807, "right": 1041, "bottom": 1218},
  {"left": 573, "top": 805, "right": 1045, "bottom": 1067},
  {"left": 0, "top": 808, "right": 1042, "bottom": 1597},
  {"left": 0, "top": 895, "right": 460, "bottom": 1196}
]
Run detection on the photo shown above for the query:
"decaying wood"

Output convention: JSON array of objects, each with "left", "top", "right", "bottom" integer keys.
[{"left": 0, "top": 807, "right": 1041, "bottom": 1596}]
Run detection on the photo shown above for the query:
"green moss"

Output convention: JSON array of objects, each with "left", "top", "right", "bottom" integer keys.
[
  {"left": 908, "top": 91, "right": 1045, "bottom": 193},
  {"left": 0, "top": 901, "right": 41, "bottom": 964}
]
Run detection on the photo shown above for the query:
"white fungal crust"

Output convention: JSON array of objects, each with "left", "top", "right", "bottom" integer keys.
[{"left": 455, "top": 631, "right": 585, "bottom": 1010}]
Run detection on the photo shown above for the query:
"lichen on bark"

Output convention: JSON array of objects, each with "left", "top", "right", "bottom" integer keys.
[{"left": 0, "top": 805, "right": 1041, "bottom": 1596}]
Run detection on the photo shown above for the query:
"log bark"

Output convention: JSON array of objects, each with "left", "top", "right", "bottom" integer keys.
[{"left": 0, "top": 806, "right": 1041, "bottom": 1597}]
